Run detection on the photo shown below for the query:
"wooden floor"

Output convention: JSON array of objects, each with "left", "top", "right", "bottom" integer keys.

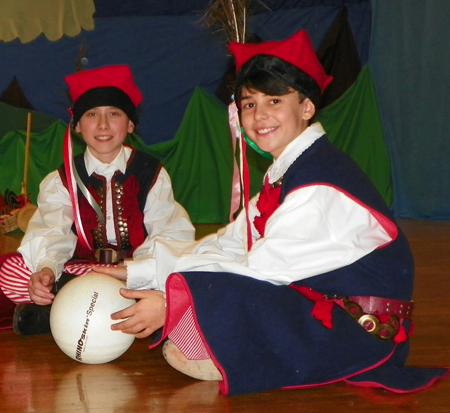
[{"left": 1, "top": 220, "right": 450, "bottom": 412}]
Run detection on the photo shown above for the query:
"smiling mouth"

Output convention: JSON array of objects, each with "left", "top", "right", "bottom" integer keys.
[
  {"left": 256, "top": 127, "right": 276, "bottom": 135},
  {"left": 95, "top": 136, "right": 113, "bottom": 141}
]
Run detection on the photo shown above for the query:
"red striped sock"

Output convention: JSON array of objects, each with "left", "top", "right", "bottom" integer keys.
[{"left": 168, "top": 306, "right": 211, "bottom": 360}]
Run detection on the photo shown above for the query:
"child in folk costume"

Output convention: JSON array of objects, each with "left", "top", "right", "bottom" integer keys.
[
  {"left": 95, "top": 31, "right": 449, "bottom": 395},
  {"left": 0, "top": 64, "right": 194, "bottom": 335}
]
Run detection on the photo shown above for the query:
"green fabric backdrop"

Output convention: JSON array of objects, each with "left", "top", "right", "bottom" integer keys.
[
  {"left": 0, "top": 66, "right": 391, "bottom": 224},
  {"left": 0, "top": 102, "right": 58, "bottom": 139},
  {"left": 317, "top": 65, "right": 393, "bottom": 205},
  {"left": 0, "top": 121, "right": 85, "bottom": 207},
  {"left": 144, "top": 87, "right": 234, "bottom": 224}
]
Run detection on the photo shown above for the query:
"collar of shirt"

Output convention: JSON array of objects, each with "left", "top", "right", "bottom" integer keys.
[
  {"left": 84, "top": 146, "right": 132, "bottom": 178},
  {"left": 266, "top": 122, "right": 326, "bottom": 184}
]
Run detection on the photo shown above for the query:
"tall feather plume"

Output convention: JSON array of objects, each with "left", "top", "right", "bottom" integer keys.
[
  {"left": 203, "top": 0, "right": 268, "bottom": 103},
  {"left": 202, "top": 0, "right": 270, "bottom": 231},
  {"left": 201, "top": 0, "right": 269, "bottom": 44},
  {"left": 201, "top": 0, "right": 250, "bottom": 44}
]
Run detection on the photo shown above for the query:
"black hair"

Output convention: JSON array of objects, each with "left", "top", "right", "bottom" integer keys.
[{"left": 235, "top": 54, "right": 321, "bottom": 109}]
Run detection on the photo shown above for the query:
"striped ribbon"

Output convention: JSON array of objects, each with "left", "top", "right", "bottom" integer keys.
[
  {"left": 63, "top": 111, "right": 92, "bottom": 251},
  {"left": 239, "top": 129, "right": 252, "bottom": 251},
  {"left": 228, "top": 102, "right": 241, "bottom": 223},
  {"left": 228, "top": 101, "right": 252, "bottom": 251}
]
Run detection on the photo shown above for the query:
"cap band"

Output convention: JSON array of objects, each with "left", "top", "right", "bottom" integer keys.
[
  {"left": 72, "top": 86, "right": 138, "bottom": 126},
  {"left": 235, "top": 54, "right": 322, "bottom": 108}
]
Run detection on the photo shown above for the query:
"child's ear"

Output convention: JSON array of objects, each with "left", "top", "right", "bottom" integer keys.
[
  {"left": 302, "top": 98, "right": 316, "bottom": 121},
  {"left": 128, "top": 120, "right": 135, "bottom": 133},
  {"left": 74, "top": 122, "right": 81, "bottom": 133}
]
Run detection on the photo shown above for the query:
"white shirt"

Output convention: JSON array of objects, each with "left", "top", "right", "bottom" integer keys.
[
  {"left": 152, "top": 122, "right": 393, "bottom": 286},
  {"left": 18, "top": 146, "right": 195, "bottom": 290}
]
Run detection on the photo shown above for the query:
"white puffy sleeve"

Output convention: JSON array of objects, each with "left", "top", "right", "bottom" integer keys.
[
  {"left": 125, "top": 167, "right": 195, "bottom": 290},
  {"left": 170, "top": 185, "right": 394, "bottom": 285},
  {"left": 18, "top": 171, "right": 77, "bottom": 279}
]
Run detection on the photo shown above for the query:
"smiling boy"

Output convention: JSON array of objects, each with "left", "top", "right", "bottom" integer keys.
[
  {"left": 0, "top": 65, "right": 194, "bottom": 335},
  {"left": 94, "top": 33, "right": 448, "bottom": 395}
]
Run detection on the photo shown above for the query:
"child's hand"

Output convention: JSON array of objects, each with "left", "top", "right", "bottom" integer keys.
[
  {"left": 91, "top": 263, "right": 127, "bottom": 281},
  {"left": 28, "top": 268, "right": 55, "bottom": 305},
  {"left": 110, "top": 289, "right": 166, "bottom": 338}
]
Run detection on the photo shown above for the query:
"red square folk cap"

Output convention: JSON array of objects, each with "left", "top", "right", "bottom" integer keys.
[
  {"left": 65, "top": 64, "right": 143, "bottom": 106},
  {"left": 228, "top": 30, "right": 333, "bottom": 93}
]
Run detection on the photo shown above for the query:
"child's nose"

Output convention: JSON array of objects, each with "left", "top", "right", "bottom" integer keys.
[
  {"left": 97, "top": 115, "right": 109, "bottom": 128},
  {"left": 255, "top": 107, "right": 268, "bottom": 120},
  {"left": 255, "top": 110, "right": 268, "bottom": 120}
]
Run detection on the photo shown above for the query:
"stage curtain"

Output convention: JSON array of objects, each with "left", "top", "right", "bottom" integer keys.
[
  {"left": 317, "top": 64, "right": 393, "bottom": 206},
  {"left": 0, "top": 0, "right": 95, "bottom": 43},
  {"left": 0, "top": 81, "right": 392, "bottom": 225},
  {"left": 144, "top": 88, "right": 234, "bottom": 224},
  {"left": 0, "top": 102, "right": 58, "bottom": 140},
  {"left": 145, "top": 80, "right": 392, "bottom": 223},
  {"left": 0, "top": 121, "right": 85, "bottom": 206},
  {"left": 370, "top": 0, "right": 450, "bottom": 220}
]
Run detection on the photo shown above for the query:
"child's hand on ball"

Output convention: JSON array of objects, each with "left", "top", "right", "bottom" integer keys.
[
  {"left": 111, "top": 289, "right": 166, "bottom": 338},
  {"left": 91, "top": 263, "right": 127, "bottom": 281}
]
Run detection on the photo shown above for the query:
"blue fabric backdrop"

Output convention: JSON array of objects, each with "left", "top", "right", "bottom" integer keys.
[
  {"left": 370, "top": 0, "right": 450, "bottom": 220},
  {"left": 1, "top": 0, "right": 448, "bottom": 220},
  {"left": 0, "top": 3, "right": 370, "bottom": 146}
]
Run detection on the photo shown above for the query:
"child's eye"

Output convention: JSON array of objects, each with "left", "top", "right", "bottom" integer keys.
[
  {"left": 242, "top": 102, "right": 254, "bottom": 109},
  {"left": 271, "top": 98, "right": 281, "bottom": 105}
]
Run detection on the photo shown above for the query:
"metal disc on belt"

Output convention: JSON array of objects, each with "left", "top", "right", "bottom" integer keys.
[{"left": 17, "top": 204, "right": 38, "bottom": 233}]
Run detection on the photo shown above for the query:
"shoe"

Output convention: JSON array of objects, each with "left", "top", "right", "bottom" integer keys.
[
  {"left": 13, "top": 303, "right": 51, "bottom": 335},
  {"left": 12, "top": 274, "right": 77, "bottom": 336},
  {"left": 162, "top": 340, "right": 223, "bottom": 381}
]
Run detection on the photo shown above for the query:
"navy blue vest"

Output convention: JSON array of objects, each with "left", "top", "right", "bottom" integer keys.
[{"left": 280, "top": 136, "right": 414, "bottom": 300}]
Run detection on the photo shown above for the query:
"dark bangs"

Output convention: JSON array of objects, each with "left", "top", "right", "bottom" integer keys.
[{"left": 235, "top": 55, "right": 321, "bottom": 108}]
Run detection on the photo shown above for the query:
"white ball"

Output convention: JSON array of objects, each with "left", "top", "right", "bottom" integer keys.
[{"left": 50, "top": 272, "right": 136, "bottom": 364}]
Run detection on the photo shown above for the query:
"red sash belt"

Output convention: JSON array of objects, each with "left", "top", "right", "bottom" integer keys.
[
  {"left": 348, "top": 295, "right": 413, "bottom": 318},
  {"left": 291, "top": 285, "right": 413, "bottom": 343}
]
